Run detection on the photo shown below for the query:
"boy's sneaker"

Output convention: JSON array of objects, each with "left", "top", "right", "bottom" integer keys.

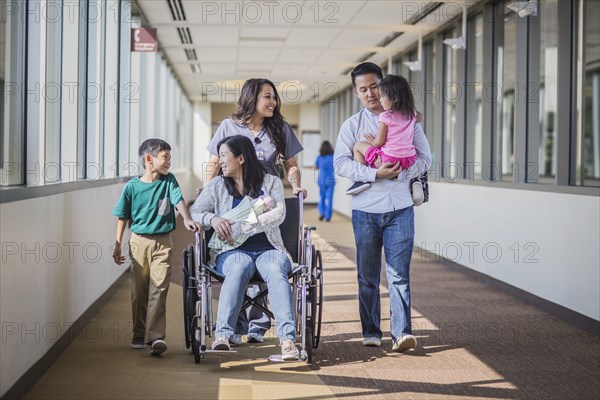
[
  {"left": 211, "top": 337, "right": 230, "bottom": 351},
  {"left": 229, "top": 334, "right": 242, "bottom": 345},
  {"left": 281, "top": 339, "right": 299, "bottom": 360},
  {"left": 392, "top": 334, "right": 417, "bottom": 352},
  {"left": 362, "top": 337, "right": 382, "bottom": 347},
  {"left": 247, "top": 332, "right": 264, "bottom": 343},
  {"left": 150, "top": 339, "right": 167, "bottom": 355},
  {"left": 411, "top": 180, "right": 425, "bottom": 206},
  {"left": 346, "top": 181, "right": 371, "bottom": 195},
  {"left": 130, "top": 337, "right": 146, "bottom": 349}
]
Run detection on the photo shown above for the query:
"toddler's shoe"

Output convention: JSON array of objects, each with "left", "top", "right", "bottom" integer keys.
[
  {"left": 150, "top": 339, "right": 167, "bottom": 355},
  {"left": 411, "top": 180, "right": 424, "bottom": 206},
  {"left": 346, "top": 181, "right": 371, "bottom": 195}
]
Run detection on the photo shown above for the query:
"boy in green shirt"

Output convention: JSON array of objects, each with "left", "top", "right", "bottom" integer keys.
[{"left": 112, "top": 139, "right": 198, "bottom": 355}]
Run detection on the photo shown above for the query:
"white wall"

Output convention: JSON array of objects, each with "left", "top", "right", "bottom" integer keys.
[
  {"left": 335, "top": 181, "right": 600, "bottom": 320},
  {"left": 414, "top": 183, "right": 600, "bottom": 320},
  {"left": 0, "top": 185, "right": 128, "bottom": 396}
]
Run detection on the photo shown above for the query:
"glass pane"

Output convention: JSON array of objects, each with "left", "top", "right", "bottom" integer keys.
[
  {"left": 443, "top": 30, "right": 459, "bottom": 179},
  {"left": 467, "top": 15, "right": 484, "bottom": 178},
  {"left": 495, "top": 4, "right": 517, "bottom": 179},
  {"left": 0, "top": 0, "right": 25, "bottom": 186},
  {"left": 537, "top": 0, "right": 558, "bottom": 181},
  {"left": 424, "top": 42, "right": 436, "bottom": 163},
  {"left": 575, "top": 0, "right": 600, "bottom": 187},
  {"left": 45, "top": 0, "right": 62, "bottom": 183}
]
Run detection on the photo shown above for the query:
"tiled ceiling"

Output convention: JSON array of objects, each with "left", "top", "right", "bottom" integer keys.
[{"left": 137, "top": 0, "right": 470, "bottom": 103}]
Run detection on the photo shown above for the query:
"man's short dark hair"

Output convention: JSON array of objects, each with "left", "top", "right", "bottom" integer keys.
[
  {"left": 138, "top": 139, "right": 171, "bottom": 168},
  {"left": 351, "top": 62, "right": 384, "bottom": 88}
]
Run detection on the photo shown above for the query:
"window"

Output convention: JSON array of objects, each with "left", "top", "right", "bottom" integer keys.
[
  {"left": 494, "top": 3, "right": 517, "bottom": 180},
  {"left": 443, "top": 30, "right": 459, "bottom": 179},
  {"left": 574, "top": 0, "right": 600, "bottom": 187},
  {"left": 45, "top": 0, "right": 63, "bottom": 183},
  {"left": 537, "top": 0, "right": 559, "bottom": 182},
  {"left": 423, "top": 41, "right": 436, "bottom": 162},
  {"left": 466, "top": 15, "right": 484, "bottom": 179},
  {"left": 1, "top": 0, "right": 26, "bottom": 186}
]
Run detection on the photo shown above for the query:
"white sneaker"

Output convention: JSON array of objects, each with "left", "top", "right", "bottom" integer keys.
[
  {"left": 392, "top": 334, "right": 417, "bottom": 352},
  {"left": 281, "top": 339, "right": 299, "bottom": 360},
  {"left": 362, "top": 337, "right": 382, "bottom": 347},
  {"left": 247, "top": 332, "right": 264, "bottom": 343},
  {"left": 229, "top": 334, "right": 242, "bottom": 345},
  {"left": 411, "top": 181, "right": 424, "bottom": 206},
  {"left": 150, "top": 339, "right": 167, "bottom": 355},
  {"left": 212, "top": 337, "right": 230, "bottom": 351}
]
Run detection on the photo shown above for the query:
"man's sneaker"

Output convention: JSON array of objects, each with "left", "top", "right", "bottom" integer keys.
[
  {"left": 346, "top": 181, "right": 371, "bottom": 195},
  {"left": 211, "top": 337, "right": 230, "bottom": 351},
  {"left": 247, "top": 332, "right": 264, "bottom": 343},
  {"left": 411, "top": 180, "right": 425, "bottom": 206},
  {"left": 150, "top": 339, "right": 167, "bottom": 355},
  {"left": 281, "top": 339, "right": 299, "bottom": 360},
  {"left": 229, "top": 334, "right": 242, "bottom": 345},
  {"left": 362, "top": 337, "right": 382, "bottom": 347},
  {"left": 392, "top": 334, "right": 417, "bottom": 352},
  {"left": 130, "top": 337, "right": 146, "bottom": 349}
]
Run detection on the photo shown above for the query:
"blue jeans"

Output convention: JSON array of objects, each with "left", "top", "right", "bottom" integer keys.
[
  {"left": 318, "top": 183, "right": 335, "bottom": 220},
  {"left": 215, "top": 249, "right": 295, "bottom": 342},
  {"left": 351, "top": 207, "right": 414, "bottom": 342}
]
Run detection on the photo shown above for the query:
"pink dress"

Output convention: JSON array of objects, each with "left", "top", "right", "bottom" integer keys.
[{"left": 365, "top": 110, "right": 417, "bottom": 169}]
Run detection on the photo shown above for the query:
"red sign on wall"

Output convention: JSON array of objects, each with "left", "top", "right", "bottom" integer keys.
[{"left": 131, "top": 28, "right": 158, "bottom": 52}]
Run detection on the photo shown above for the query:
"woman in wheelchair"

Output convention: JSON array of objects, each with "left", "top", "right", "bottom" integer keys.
[{"left": 190, "top": 135, "right": 299, "bottom": 360}]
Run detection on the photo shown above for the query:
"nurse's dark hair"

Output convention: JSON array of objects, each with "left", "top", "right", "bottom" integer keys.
[{"left": 232, "top": 78, "right": 286, "bottom": 158}]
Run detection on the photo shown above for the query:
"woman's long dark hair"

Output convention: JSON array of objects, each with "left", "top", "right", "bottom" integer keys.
[
  {"left": 379, "top": 74, "right": 416, "bottom": 119},
  {"left": 319, "top": 140, "right": 334, "bottom": 156},
  {"left": 231, "top": 78, "right": 286, "bottom": 157},
  {"left": 217, "top": 135, "right": 265, "bottom": 198}
]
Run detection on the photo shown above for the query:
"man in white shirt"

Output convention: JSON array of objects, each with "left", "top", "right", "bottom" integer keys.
[{"left": 333, "top": 62, "right": 432, "bottom": 352}]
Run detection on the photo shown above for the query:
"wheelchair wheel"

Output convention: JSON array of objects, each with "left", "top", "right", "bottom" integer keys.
[
  {"left": 305, "top": 325, "right": 314, "bottom": 363},
  {"left": 182, "top": 247, "right": 192, "bottom": 348},
  {"left": 311, "top": 249, "right": 324, "bottom": 348},
  {"left": 192, "top": 326, "right": 201, "bottom": 364}
]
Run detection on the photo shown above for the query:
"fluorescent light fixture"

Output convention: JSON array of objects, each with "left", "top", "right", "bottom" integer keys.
[
  {"left": 443, "top": 3, "right": 467, "bottom": 50},
  {"left": 403, "top": 61, "right": 422, "bottom": 72},
  {"left": 443, "top": 37, "right": 466, "bottom": 50},
  {"left": 507, "top": 0, "right": 537, "bottom": 18}
]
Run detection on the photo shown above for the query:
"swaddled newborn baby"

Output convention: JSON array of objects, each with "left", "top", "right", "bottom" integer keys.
[{"left": 209, "top": 195, "right": 275, "bottom": 250}]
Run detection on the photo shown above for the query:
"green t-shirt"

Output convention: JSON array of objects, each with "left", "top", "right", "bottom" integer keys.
[{"left": 112, "top": 173, "right": 184, "bottom": 235}]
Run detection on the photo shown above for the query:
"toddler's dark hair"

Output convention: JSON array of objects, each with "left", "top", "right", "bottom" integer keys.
[{"left": 379, "top": 74, "right": 416, "bottom": 119}]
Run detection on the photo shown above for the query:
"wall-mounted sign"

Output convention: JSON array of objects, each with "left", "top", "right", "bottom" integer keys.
[{"left": 131, "top": 28, "right": 157, "bottom": 52}]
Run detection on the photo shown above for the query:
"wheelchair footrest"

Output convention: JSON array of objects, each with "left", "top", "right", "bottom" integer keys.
[{"left": 202, "top": 349, "right": 238, "bottom": 355}]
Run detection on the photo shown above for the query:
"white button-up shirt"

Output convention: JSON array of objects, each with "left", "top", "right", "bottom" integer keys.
[{"left": 333, "top": 108, "right": 432, "bottom": 213}]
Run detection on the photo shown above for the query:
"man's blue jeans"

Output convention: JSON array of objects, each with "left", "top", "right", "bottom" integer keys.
[
  {"left": 215, "top": 249, "right": 295, "bottom": 342},
  {"left": 351, "top": 207, "right": 414, "bottom": 342}
]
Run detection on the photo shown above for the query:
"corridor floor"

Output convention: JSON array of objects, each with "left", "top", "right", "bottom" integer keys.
[{"left": 24, "top": 205, "right": 600, "bottom": 399}]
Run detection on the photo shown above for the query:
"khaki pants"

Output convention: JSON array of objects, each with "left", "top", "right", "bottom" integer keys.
[{"left": 129, "top": 232, "right": 172, "bottom": 343}]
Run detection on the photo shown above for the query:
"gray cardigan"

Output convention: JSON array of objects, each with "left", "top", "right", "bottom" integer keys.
[{"left": 189, "top": 174, "right": 291, "bottom": 265}]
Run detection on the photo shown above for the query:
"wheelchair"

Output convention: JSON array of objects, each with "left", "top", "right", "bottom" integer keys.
[{"left": 182, "top": 194, "right": 324, "bottom": 363}]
